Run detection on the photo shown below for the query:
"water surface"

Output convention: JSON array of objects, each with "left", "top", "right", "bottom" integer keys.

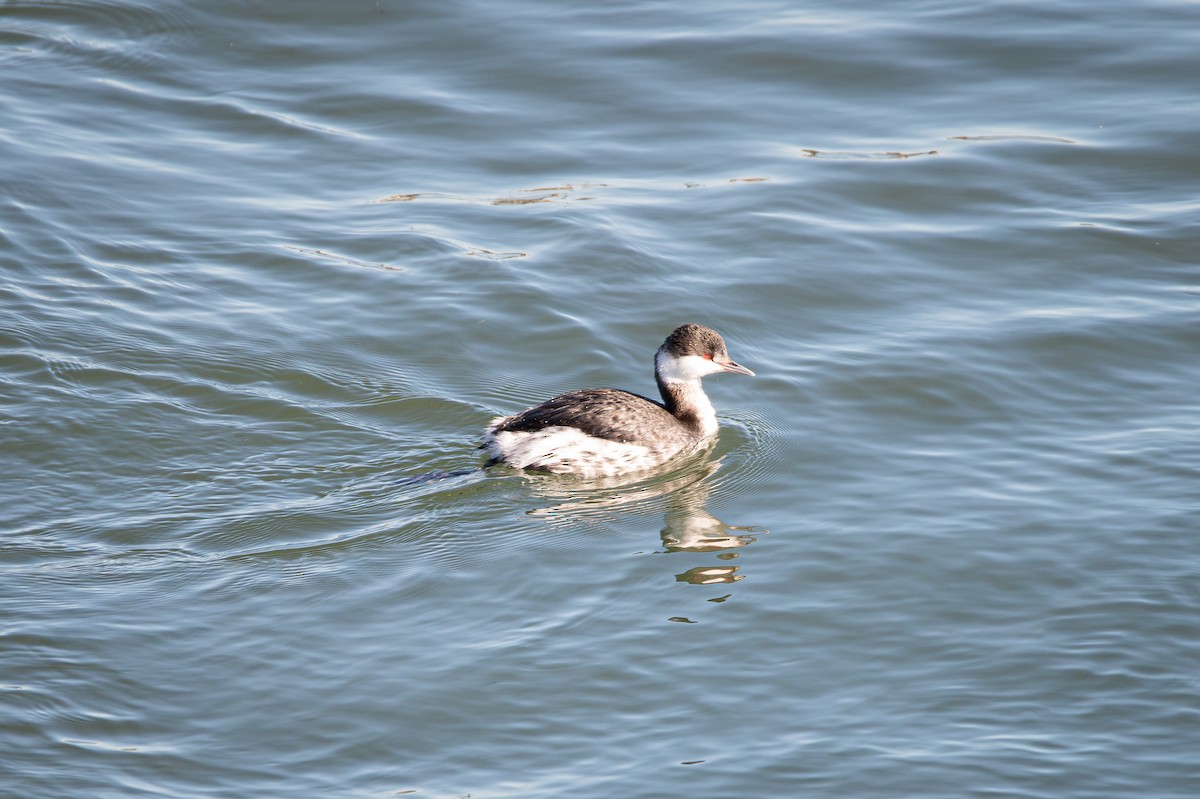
[{"left": 3, "top": 1, "right": 1198, "bottom": 797}]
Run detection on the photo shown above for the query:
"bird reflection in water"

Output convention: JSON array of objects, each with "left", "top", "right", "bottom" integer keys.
[
  {"left": 525, "top": 450, "right": 763, "bottom": 587},
  {"left": 660, "top": 471, "right": 758, "bottom": 585}
]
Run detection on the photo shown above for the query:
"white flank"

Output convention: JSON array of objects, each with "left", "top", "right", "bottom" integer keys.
[{"left": 484, "top": 423, "right": 664, "bottom": 479}]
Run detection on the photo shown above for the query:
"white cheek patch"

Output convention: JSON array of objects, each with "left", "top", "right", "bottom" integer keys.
[{"left": 655, "top": 353, "right": 722, "bottom": 383}]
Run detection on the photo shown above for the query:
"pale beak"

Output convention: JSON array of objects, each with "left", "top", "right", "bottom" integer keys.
[{"left": 717, "top": 358, "right": 754, "bottom": 377}]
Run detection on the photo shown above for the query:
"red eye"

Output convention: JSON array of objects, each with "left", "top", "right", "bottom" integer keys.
[{"left": 702, "top": 353, "right": 713, "bottom": 360}]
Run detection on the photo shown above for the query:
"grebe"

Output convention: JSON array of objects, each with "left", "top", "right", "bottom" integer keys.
[{"left": 482, "top": 324, "right": 754, "bottom": 478}]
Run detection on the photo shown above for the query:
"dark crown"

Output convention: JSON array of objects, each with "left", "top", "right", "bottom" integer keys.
[{"left": 661, "top": 324, "right": 728, "bottom": 358}]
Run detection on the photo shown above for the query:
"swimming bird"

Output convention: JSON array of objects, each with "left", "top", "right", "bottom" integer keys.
[{"left": 482, "top": 324, "right": 753, "bottom": 478}]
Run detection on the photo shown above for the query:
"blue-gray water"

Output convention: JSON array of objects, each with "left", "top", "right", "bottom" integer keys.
[{"left": 3, "top": 1, "right": 1198, "bottom": 797}]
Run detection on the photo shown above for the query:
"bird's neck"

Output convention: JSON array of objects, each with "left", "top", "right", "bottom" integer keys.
[{"left": 657, "top": 376, "right": 718, "bottom": 439}]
